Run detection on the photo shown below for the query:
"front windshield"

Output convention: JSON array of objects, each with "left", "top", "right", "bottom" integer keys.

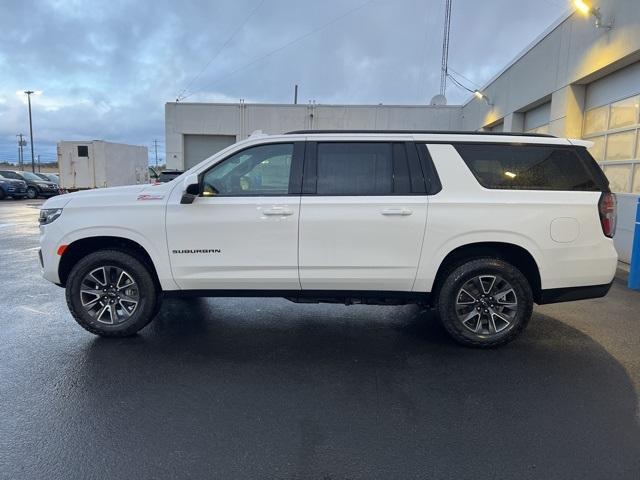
[{"left": 21, "top": 172, "right": 44, "bottom": 181}]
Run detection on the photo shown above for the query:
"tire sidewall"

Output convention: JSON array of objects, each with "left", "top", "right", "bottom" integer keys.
[
  {"left": 438, "top": 258, "right": 533, "bottom": 347},
  {"left": 66, "top": 250, "right": 158, "bottom": 336},
  {"left": 26, "top": 187, "right": 38, "bottom": 199}
]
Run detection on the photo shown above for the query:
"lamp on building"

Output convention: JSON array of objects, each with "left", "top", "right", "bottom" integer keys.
[
  {"left": 574, "top": 0, "right": 613, "bottom": 30},
  {"left": 473, "top": 90, "right": 493, "bottom": 106}
]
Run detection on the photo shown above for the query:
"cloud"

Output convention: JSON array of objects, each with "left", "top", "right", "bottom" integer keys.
[{"left": 0, "top": 0, "right": 568, "bottom": 164}]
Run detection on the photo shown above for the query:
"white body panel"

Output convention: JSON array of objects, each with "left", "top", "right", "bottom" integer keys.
[
  {"left": 39, "top": 183, "right": 178, "bottom": 290},
  {"left": 414, "top": 144, "right": 617, "bottom": 292},
  {"left": 165, "top": 193, "right": 300, "bottom": 290},
  {"left": 299, "top": 196, "right": 427, "bottom": 291},
  {"left": 40, "top": 132, "right": 618, "bottom": 301}
]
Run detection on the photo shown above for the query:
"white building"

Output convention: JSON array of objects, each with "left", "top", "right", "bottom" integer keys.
[
  {"left": 166, "top": 0, "right": 640, "bottom": 263},
  {"left": 57, "top": 140, "right": 149, "bottom": 190}
]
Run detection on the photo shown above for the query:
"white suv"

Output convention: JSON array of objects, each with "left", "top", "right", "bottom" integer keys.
[{"left": 39, "top": 131, "right": 618, "bottom": 347}]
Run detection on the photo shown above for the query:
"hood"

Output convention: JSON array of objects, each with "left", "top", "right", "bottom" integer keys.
[{"left": 42, "top": 183, "right": 174, "bottom": 209}]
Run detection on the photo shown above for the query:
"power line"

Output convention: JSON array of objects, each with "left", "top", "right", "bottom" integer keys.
[
  {"left": 446, "top": 72, "right": 475, "bottom": 94},
  {"left": 176, "top": 0, "right": 267, "bottom": 101},
  {"left": 180, "top": 0, "right": 378, "bottom": 101},
  {"left": 447, "top": 66, "right": 481, "bottom": 89}
]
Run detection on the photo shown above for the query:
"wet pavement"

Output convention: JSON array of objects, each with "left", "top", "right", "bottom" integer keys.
[{"left": 1, "top": 198, "right": 639, "bottom": 479}]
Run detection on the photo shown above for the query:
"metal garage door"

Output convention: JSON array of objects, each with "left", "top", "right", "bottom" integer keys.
[
  {"left": 183, "top": 135, "right": 236, "bottom": 170},
  {"left": 583, "top": 61, "right": 640, "bottom": 263}
]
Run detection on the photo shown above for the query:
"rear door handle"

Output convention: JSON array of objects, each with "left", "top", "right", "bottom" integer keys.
[
  {"left": 263, "top": 207, "right": 294, "bottom": 216},
  {"left": 381, "top": 208, "right": 413, "bottom": 216}
]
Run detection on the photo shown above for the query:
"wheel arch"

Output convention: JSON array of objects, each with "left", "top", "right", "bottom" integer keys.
[
  {"left": 58, "top": 236, "right": 161, "bottom": 289},
  {"left": 431, "top": 242, "right": 542, "bottom": 303}
]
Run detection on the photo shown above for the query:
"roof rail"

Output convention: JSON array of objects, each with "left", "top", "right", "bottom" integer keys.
[{"left": 284, "top": 129, "right": 557, "bottom": 138}]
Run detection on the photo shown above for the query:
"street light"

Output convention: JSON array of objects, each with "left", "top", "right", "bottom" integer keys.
[
  {"left": 574, "top": 0, "right": 613, "bottom": 30},
  {"left": 23, "top": 90, "right": 40, "bottom": 173},
  {"left": 474, "top": 90, "right": 493, "bottom": 106}
]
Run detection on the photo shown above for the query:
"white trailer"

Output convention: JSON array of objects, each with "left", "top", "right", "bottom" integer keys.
[{"left": 57, "top": 140, "right": 149, "bottom": 190}]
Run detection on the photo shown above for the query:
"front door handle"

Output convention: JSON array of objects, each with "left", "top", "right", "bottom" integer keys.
[
  {"left": 263, "top": 207, "right": 294, "bottom": 216},
  {"left": 381, "top": 208, "right": 413, "bottom": 216}
]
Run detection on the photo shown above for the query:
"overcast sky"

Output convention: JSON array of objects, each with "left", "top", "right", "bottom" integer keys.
[{"left": 0, "top": 0, "right": 570, "bottom": 165}]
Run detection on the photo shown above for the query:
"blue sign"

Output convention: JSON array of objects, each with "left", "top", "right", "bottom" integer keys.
[{"left": 629, "top": 198, "right": 640, "bottom": 290}]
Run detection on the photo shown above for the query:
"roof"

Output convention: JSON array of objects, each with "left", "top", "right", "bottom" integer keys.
[{"left": 285, "top": 129, "right": 556, "bottom": 138}]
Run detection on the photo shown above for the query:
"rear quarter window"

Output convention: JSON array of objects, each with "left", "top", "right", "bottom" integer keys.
[{"left": 453, "top": 143, "right": 608, "bottom": 191}]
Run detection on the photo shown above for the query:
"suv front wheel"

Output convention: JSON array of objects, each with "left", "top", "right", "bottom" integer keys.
[
  {"left": 437, "top": 258, "right": 533, "bottom": 348},
  {"left": 65, "top": 250, "right": 161, "bottom": 337}
]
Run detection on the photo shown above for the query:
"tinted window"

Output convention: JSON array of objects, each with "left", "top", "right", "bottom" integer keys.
[
  {"left": 454, "top": 144, "right": 606, "bottom": 191},
  {"left": 0, "top": 171, "right": 20, "bottom": 180},
  {"left": 202, "top": 143, "right": 293, "bottom": 196},
  {"left": 77, "top": 146, "right": 89, "bottom": 157},
  {"left": 316, "top": 143, "right": 395, "bottom": 195}
]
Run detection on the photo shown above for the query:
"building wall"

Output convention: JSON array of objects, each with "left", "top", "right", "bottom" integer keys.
[
  {"left": 165, "top": 103, "right": 463, "bottom": 170},
  {"left": 462, "top": 0, "right": 640, "bottom": 136}
]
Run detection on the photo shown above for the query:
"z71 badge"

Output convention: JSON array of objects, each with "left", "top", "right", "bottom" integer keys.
[{"left": 172, "top": 249, "right": 221, "bottom": 254}]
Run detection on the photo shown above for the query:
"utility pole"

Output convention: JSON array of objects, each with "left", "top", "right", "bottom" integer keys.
[
  {"left": 17, "top": 134, "right": 26, "bottom": 171},
  {"left": 439, "top": 0, "right": 452, "bottom": 97},
  {"left": 153, "top": 139, "right": 159, "bottom": 168},
  {"left": 37, "top": 155, "right": 41, "bottom": 172},
  {"left": 24, "top": 91, "right": 36, "bottom": 173},
  {"left": 294, "top": 84, "right": 298, "bottom": 105}
]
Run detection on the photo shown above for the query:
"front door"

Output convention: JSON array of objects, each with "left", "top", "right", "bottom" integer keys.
[{"left": 166, "top": 142, "right": 304, "bottom": 290}]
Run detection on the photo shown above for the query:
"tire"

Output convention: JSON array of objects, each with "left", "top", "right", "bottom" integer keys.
[
  {"left": 26, "top": 187, "right": 38, "bottom": 199},
  {"left": 0, "top": 189, "right": 5, "bottom": 200},
  {"left": 437, "top": 258, "right": 533, "bottom": 348},
  {"left": 65, "top": 249, "right": 161, "bottom": 337}
]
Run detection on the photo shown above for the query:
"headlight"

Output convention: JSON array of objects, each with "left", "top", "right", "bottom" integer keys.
[{"left": 39, "top": 208, "right": 63, "bottom": 225}]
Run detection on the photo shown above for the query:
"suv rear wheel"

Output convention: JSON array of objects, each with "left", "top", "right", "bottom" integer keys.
[
  {"left": 65, "top": 250, "right": 161, "bottom": 337},
  {"left": 26, "top": 186, "right": 38, "bottom": 199},
  {"left": 437, "top": 258, "right": 533, "bottom": 348}
]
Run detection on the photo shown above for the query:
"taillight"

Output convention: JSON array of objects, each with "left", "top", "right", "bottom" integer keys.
[{"left": 598, "top": 192, "right": 617, "bottom": 238}]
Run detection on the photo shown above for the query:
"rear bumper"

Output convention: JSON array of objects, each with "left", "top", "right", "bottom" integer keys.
[{"left": 537, "top": 281, "right": 614, "bottom": 305}]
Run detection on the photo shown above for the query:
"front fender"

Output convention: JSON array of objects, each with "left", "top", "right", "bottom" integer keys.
[{"left": 60, "top": 226, "right": 178, "bottom": 290}]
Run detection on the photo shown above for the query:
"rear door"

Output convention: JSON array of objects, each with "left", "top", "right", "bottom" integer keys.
[{"left": 298, "top": 141, "right": 429, "bottom": 291}]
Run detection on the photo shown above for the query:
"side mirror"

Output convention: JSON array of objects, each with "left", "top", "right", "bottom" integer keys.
[{"left": 180, "top": 174, "right": 200, "bottom": 205}]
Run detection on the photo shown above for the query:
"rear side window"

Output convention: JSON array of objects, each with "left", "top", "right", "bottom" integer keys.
[
  {"left": 306, "top": 142, "right": 425, "bottom": 196},
  {"left": 454, "top": 143, "right": 607, "bottom": 191},
  {"left": 316, "top": 143, "right": 393, "bottom": 195}
]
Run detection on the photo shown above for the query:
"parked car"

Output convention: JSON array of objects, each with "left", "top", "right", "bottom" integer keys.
[
  {"left": 38, "top": 130, "right": 617, "bottom": 347},
  {"left": 0, "top": 170, "right": 60, "bottom": 199},
  {"left": 157, "top": 170, "right": 183, "bottom": 183},
  {"left": 0, "top": 173, "right": 28, "bottom": 200},
  {"left": 36, "top": 173, "right": 60, "bottom": 184}
]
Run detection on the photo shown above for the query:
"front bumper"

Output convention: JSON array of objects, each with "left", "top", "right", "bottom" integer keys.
[
  {"left": 39, "top": 223, "right": 63, "bottom": 285},
  {"left": 5, "top": 187, "right": 27, "bottom": 197}
]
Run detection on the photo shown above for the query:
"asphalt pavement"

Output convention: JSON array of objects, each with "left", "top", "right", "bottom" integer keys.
[{"left": 1, "top": 198, "right": 639, "bottom": 479}]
